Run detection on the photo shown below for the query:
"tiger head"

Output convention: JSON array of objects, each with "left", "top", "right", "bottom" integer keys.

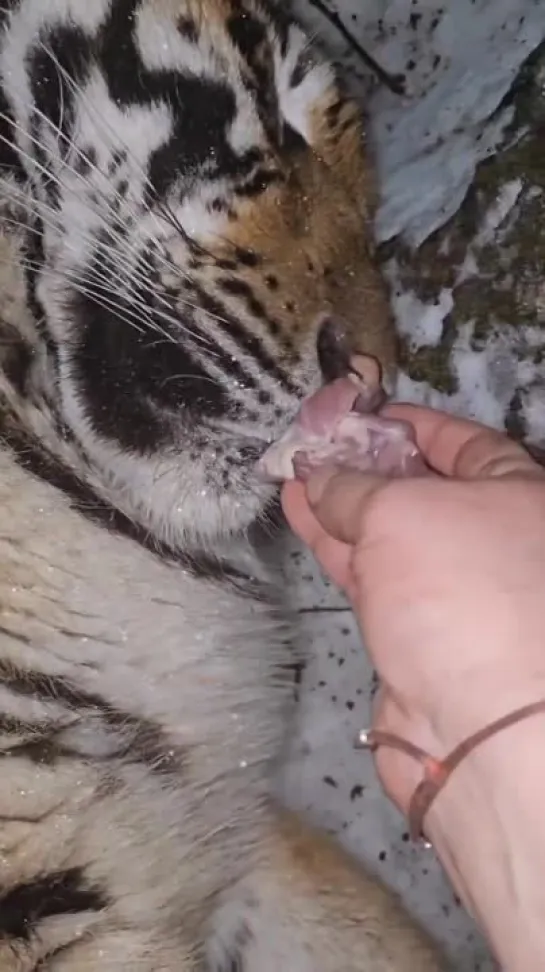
[{"left": 2, "top": 0, "right": 395, "bottom": 549}]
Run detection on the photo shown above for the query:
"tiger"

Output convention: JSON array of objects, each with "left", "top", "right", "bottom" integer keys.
[{"left": 0, "top": 1, "right": 448, "bottom": 969}]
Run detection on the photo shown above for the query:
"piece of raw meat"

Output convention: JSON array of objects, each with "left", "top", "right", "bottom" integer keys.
[{"left": 257, "top": 358, "right": 427, "bottom": 483}]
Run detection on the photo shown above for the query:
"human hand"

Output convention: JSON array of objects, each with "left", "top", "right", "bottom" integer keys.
[{"left": 282, "top": 404, "right": 545, "bottom": 818}]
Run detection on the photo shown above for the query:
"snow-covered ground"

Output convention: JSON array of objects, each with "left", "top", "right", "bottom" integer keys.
[{"left": 278, "top": 2, "right": 545, "bottom": 968}]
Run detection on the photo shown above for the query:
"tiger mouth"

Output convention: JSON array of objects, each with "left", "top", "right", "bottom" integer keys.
[{"left": 255, "top": 351, "right": 428, "bottom": 483}]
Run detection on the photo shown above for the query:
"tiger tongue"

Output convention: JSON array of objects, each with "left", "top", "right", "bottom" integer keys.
[
  {"left": 297, "top": 377, "right": 363, "bottom": 438},
  {"left": 297, "top": 352, "right": 384, "bottom": 437},
  {"left": 257, "top": 360, "right": 426, "bottom": 484},
  {"left": 256, "top": 369, "right": 388, "bottom": 484}
]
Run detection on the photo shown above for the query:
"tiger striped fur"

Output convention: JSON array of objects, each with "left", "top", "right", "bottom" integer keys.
[{"left": 0, "top": 1, "right": 448, "bottom": 969}]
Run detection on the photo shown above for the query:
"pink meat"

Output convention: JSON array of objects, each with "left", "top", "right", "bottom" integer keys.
[{"left": 257, "top": 377, "right": 426, "bottom": 482}]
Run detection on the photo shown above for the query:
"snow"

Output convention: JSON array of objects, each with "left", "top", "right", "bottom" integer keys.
[
  {"left": 474, "top": 178, "right": 524, "bottom": 246},
  {"left": 385, "top": 257, "right": 453, "bottom": 349},
  {"left": 396, "top": 319, "right": 545, "bottom": 432}
]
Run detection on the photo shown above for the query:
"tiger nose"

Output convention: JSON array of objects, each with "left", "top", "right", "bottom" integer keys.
[
  {"left": 316, "top": 314, "right": 387, "bottom": 409},
  {"left": 316, "top": 315, "right": 352, "bottom": 382}
]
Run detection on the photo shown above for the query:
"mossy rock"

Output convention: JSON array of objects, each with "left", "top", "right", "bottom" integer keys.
[{"left": 379, "top": 40, "right": 545, "bottom": 444}]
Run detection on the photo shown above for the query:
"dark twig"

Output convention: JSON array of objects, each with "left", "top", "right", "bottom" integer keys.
[
  {"left": 298, "top": 606, "right": 352, "bottom": 614},
  {"left": 305, "top": 0, "right": 406, "bottom": 95}
]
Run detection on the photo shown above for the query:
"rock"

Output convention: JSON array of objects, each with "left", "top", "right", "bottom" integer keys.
[{"left": 381, "top": 40, "right": 545, "bottom": 448}]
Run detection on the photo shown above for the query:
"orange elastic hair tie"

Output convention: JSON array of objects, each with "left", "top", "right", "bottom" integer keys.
[{"left": 356, "top": 700, "right": 545, "bottom": 843}]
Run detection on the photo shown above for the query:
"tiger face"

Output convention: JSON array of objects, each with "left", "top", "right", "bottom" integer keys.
[{"left": 0, "top": 0, "right": 395, "bottom": 547}]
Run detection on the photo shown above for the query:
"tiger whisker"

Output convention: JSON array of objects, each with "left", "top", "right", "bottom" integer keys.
[
  {"left": 38, "top": 41, "right": 199, "bottom": 253},
  {"left": 15, "top": 40, "right": 293, "bottom": 372},
  {"left": 39, "top": 39, "right": 248, "bottom": 271},
  {"left": 10, "top": 250, "right": 223, "bottom": 358},
  {"left": 1, "top": 244, "right": 188, "bottom": 347},
  {"left": 0, "top": 182, "right": 226, "bottom": 351},
  {"left": 0, "top": 98, "right": 217, "bottom": 335},
  {"left": 2, "top": 188, "right": 294, "bottom": 405},
  {"left": 0, "top": 111, "right": 187, "bottom": 314}
]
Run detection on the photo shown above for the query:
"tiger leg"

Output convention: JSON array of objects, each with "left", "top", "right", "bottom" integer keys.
[{"left": 207, "top": 808, "right": 449, "bottom": 972}]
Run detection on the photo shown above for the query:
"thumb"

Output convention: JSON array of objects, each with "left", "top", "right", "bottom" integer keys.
[{"left": 303, "top": 467, "right": 388, "bottom": 545}]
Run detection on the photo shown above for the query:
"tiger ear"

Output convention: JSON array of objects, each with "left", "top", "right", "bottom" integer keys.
[
  {"left": 274, "top": 26, "right": 379, "bottom": 226},
  {"left": 308, "top": 84, "right": 379, "bottom": 227}
]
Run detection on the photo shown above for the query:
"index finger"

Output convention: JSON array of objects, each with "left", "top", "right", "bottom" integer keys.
[{"left": 382, "top": 403, "right": 542, "bottom": 479}]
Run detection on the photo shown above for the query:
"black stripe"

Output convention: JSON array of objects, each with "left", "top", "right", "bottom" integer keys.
[
  {"left": 69, "top": 275, "right": 231, "bottom": 452},
  {"left": 0, "top": 660, "right": 186, "bottom": 772},
  {"left": 256, "top": 0, "right": 291, "bottom": 58},
  {"left": 176, "top": 15, "right": 199, "bottom": 44},
  {"left": 27, "top": 25, "right": 91, "bottom": 147},
  {"left": 0, "top": 711, "right": 35, "bottom": 735},
  {"left": 0, "top": 325, "right": 34, "bottom": 398},
  {"left": 232, "top": 166, "right": 281, "bottom": 199},
  {"left": 0, "top": 658, "right": 103, "bottom": 708},
  {"left": 219, "top": 277, "right": 283, "bottom": 341},
  {"left": 216, "top": 918, "right": 254, "bottom": 972},
  {"left": 289, "top": 46, "right": 317, "bottom": 89},
  {"left": 2, "top": 417, "right": 266, "bottom": 599},
  {"left": 0, "top": 73, "right": 26, "bottom": 177},
  {"left": 1, "top": 735, "right": 75, "bottom": 766},
  {"left": 21, "top": 217, "right": 60, "bottom": 368},
  {"left": 25, "top": 27, "right": 91, "bottom": 207},
  {"left": 0, "top": 1, "right": 23, "bottom": 25},
  {"left": 232, "top": 247, "right": 262, "bottom": 269},
  {"left": 185, "top": 328, "right": 258, "bottom": 395},
  {"left": 34, "top": 940, "right": 78, "bottom": 972},
  {"left": 173, "top": 275, "right": 275, "bottom": 397},
  {"left": 1, "top": 418, "right": 160, "bottom": 547},
  {"left": 227, "top": 3, "right": 280, "bottom": 145},
  {"left": 191, "top": 282, "right": 301, "bottom": 397},
  {"left": 95, "top": 0, "right": 259, "bottom": 198},
  {"left": 0, "top": 868, "right": 107, "bottom": 941}
]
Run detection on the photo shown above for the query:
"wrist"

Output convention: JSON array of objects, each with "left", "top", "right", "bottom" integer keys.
[
  {"left": 429, "top": 667, "right": 545, "bottom": 755},
  {"left": 426, "top": 708, "right": 545, "bottom": 970}
]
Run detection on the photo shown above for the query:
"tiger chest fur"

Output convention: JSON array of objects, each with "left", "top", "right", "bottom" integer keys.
[{"left": 0, "top": 1, "right": 448, "bottom": 970}]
